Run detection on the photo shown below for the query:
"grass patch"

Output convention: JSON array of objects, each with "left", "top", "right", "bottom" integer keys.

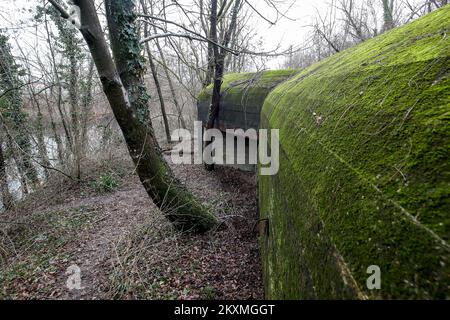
[
  {"left": 0, "top": 207, "right": 98, "bottom": 299},
  {"left": 94, "top": 172, "right": 120, "bottom": 193}
]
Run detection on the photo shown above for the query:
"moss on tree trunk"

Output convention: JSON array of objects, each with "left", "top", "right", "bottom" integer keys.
[{"left": 69, "top": 0, "right": 216, "bottom": 232}]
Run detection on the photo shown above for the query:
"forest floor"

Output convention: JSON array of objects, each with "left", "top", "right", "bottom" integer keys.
[{"left": 0, "top": 153, "right": 263, "bottom": 300}]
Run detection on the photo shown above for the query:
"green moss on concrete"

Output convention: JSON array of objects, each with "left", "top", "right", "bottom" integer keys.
[
  {"left": 197, "top": 69, "right": 299, "bottom": 129},
  {"left": 198, "top": 69, "right": 299, "bottom": 102},
  {"left": 260, "top": 6, "right": 450, "bottom": 299}
]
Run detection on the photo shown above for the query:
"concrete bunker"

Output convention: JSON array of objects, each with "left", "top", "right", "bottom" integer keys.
[{"left": 198, "top": 6, "right": 450, "bottom": 299}]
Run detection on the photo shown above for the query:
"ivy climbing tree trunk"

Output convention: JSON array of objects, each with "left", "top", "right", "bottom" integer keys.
[
  {"left": 144, "top": 0, "right": 187, "bottom": 129},
  {"left": 49, "top": 0, "right": 216, "bottom": 232},
  {"left": 0, "top": 131, "right": 14, "bottom": 210},
  {"left": 0, "top": 32, "right": 40, "bottom": 189}
]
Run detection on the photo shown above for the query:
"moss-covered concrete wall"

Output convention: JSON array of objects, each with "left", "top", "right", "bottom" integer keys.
[
  {"left": 259, "top": 6, "right": 450, "bottom": 299},
  {"left": 198, "top": 70, "right": 299, "bottom": 130}
]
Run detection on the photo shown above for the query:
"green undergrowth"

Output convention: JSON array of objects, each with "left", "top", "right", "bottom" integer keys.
[
  {"left": 93, "top": 172, "right": 121, "bottom": 193},
  {"left": 259, "top": 6, "right": 450, "bottom": 299}
]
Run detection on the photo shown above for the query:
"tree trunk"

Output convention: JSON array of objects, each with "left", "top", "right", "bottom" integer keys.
[
  {"left": 145, "top": 0, "right": 186, "bottom": 130},
  {"left": 63, "top": 0, "right": 216, "bottom": 232},
  {"left": 69, "top": 46, "right": 82, "bottom": 179},
  {"left": 203, "top": 0, "right": 219, "bottom": 171},
  {"left": 206, "top": 0, "right": 241, "bottom": 128},
  {"left": 34, "top": 100, "right": 51, "bottom": 180},
  {"left": 5, "top": 134, "right": 29, "bottom": 195},
  {"left": 156, "top": 45, "right": 187, "bottom": 130},
  {"left": 44, "top": 90, "right": 65, "bottom": 164},
  {"left": 204, "top": 0, "right": 241, "bottom": 171},
  {"left": 15, "top": 42, "right": 52, "bottom": 180},
  {"left": 0, "top": 36, "right": 40, "bottom": 188},
  {"left": 142, "top": 21, "right": 172, "bottom": 143},
  {"left": 0, "top": 133, "right": 14, "bottom": 210},
  {"left": 382, "top": 0, "right": 395, "bottom": 32},
  {"left": 80, "top": 59, "right": 94, "bottom": 163},
  {"left": 204, "top": 42, "right": 215, "bottom": 88},
  {"left": 43, "top": 12, "right": 73, "bottom": 156}
]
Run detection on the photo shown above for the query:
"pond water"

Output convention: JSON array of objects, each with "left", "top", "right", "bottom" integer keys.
[{"left": 0, "top": 127, "right": 106, "bottom": 212}]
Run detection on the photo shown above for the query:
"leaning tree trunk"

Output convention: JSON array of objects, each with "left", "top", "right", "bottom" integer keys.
[{"left": 53, "top": 0, "right": 216, "bottom": 232}]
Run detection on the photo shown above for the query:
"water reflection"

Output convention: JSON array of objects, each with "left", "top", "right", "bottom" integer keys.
[{"left": 0, "top": 126, "right": 106, "bottom": 213}]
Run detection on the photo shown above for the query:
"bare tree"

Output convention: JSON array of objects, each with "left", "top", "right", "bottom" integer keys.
[
  {"left": 49, "top": 0, "right": 216, "bottom": 232},
  {"left": 204, "top": 0, "right": 242, "bottom": 171},
  {"left": 0, "top": 32, "right": 40, "bottom": 190},
  {"left": 144, "top": 0, "right": 187, "bottom": 130},
  {"left": 140, "top": 0, "right": 172, "bottom": 143},
  {"left": 138, "top": 0, "right": 287, "bottom": 130},
  {"left": 285, "top": 0, "right": 440, "bottom": 70}
]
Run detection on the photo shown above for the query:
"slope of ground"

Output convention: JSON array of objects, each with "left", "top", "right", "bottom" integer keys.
[{"left": 0, "top": 155, "right": 263, "bottom": 300}]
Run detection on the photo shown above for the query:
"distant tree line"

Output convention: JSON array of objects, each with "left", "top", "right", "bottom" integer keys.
[{"left": 284, "top": 0, "right": 448, "bottom": 69}]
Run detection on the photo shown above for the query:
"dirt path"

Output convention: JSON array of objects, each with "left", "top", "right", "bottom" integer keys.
[
  {"left": 51, "top": 180, "right": 153, "bottom": 299},
  {"left": 0, "top": 159, "right": 263, "bottom": 300}
]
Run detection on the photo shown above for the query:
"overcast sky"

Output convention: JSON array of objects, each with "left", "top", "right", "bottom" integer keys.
[
  {"left": 0, "top": 0, "right": 331, "bottom": 66},
  {"left": 257, "top": 0, "right": 328, "bottom": 47},
  {"left": 0, "top": 0, "right": 430, "bottom": 64}
]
